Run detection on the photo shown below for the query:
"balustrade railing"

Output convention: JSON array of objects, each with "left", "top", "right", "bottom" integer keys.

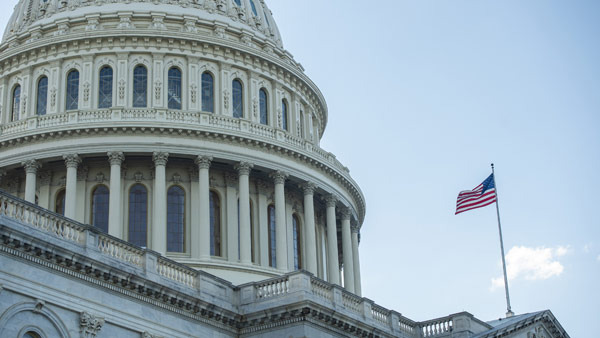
[
  {"left": 97, "top": 235, "right": 144, "bottom": 267},
  {"left": 310, "top": 277, "right": 333, "bottom": 301},
  {"left": 255, "top": 276, "right": 289, "bottom": 299},
  {"left": 372, "top": 304, "right": 390, "bottom": 326},
  {"left": 157, "top": 257, "right": 197, "bottom": 287},
  {"left": 0, "top": 110, "right": 356, "bottom": 187},
  {"left": 420, "top": 316, "right": 454, "bottom": 337},
  {"left": 342, "top": 291, "right": 362, "bottom": 314}
]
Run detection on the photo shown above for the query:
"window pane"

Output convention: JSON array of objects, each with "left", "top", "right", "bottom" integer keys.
[
  {"left": 12, "top": 85, "right": 20, "bottom": 121},
  {"left": 128, "top": 184, "right": 148, "bottom": 247},
  {"left": 210, "top": 191, "right": 221, "bottom": 256},
  {"left": 293, "top": 215, "right": 301, "bottom": 270},
  {"left": 201, "top": 72, "right": 214, "bottom": 113},
  {"left": 66, "top": 70, "right": 79, "bottom": 110},
  {"left": 281, "top": 100, "right": 288, "bottom": 131},
  {"left": 98, "top": 66, "right": 113, "bottom": 108},
  {"left": 37, "top": 77, "right": 48, "bottom": 116},
  {"left": 92, "top": 185, "right": 109, "bottom": 233},
  {"left": 259, "top": 89, "right": 268, "bottom": 125},
  {"left": 55, "top": 190, "right": 65, "bottom": 215},
  {"left": 249, "top": 0, "right": 258, "bottom": 16},
  {"left": 167, "top": 186, "right": 185, "bottom": 252},
  {"left": 268, "top": 205, "right": 276, "bottom": 267},
  {"left": 232, "top": 79, "right": 243, "bottom": 118},
  {"left": 133, "top": 66, "right": 148, "bottom": 108},
  {"left": 168, "top": 67, "right": 182, "bottom": 110},
  {"left": 234, "top": 0, "right": 241, "bottom": 6}
]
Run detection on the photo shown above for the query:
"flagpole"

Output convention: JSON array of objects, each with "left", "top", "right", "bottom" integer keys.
[{"left": 491, "top": 163, "right": 514, "bottom": 318}]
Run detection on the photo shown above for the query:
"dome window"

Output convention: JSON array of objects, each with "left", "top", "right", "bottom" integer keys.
[
  {"left": 128, "top": 184, "right": 148, "bottom": 247},
  {"left": 168, "top": 67, "right": 183, "bottom": 110},
  {"left": 11, "top": 84, "right": 20, "bottom": 122},
  {"left": 133, "top": 65, "right": 148, "bottom": 108},
  {"left": 66, "top": 70, "right": 79, "bottom": 111},
  {"left": 234, "top": 0, "right": 242, "bottom": 6},
  {"left": 259, "top": 88, "right": 268, "bottom": 125},
  {"left": 249, "top": 0, "right": 259, "bottom": 16},
  {"left": 55, "top": 189, "right": 66, "bottom": 215},
  {"left": 98, "top": 66, "right": 113, "bottom": 109},
  {"left": 92, "top": 185, "right": 109, "bottom": 233},
  {"left": 232, "top": 79, "right": 243, "bottom": 118},
  {"left": 281, "top": 99, "right": 288, "bottom": 131},
  {"left": 37, "top": 77, "right": 48, "bottom": 116},
  {"left": 201, "top": 72, "right": 214, "bottom": 113},
  {"left": 167, "top": 186, "right": 185, "bottom": 253}
]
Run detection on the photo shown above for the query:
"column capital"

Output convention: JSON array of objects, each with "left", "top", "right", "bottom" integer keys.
[
  {"left": 22, "top": 159, "right": 41, "bottom": 174},
  {"left": 269, "top": 170, "right": 288, "bottom": 185},
  {"left": 301, "top": 181, "right": 317, "bottom": 196},
  {"left": 324, "top": 194, "right": 337, "bottom": 208},
  {"left": 152, "top": 152, "right": 169, "bottom": 167},
  {"left": 195, "top": 155, "right": 213, "bottom": 169},
  {"left": 235, "top": 161, "right": 254, "bottom": 176},
  {"left": 107, "top": 151, "right": 125, "bottom": 166},
  {"left": 351, "top": 224, "right": 360, "bottom": 234},
  {"left": 63, "top": 154, "right": 81, "bottom": 168},
  {"left": 340, "top": 206, "right": 352, "bottom": 221}
]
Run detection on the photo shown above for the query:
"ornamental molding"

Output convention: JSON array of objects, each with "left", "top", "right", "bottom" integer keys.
[
  {"left": 63, "top": 154, "right": 81, "bottom": 168},
  {"left": 22, "top": 159, "right": 41, "bottom": 174},
  {"left": 77, "top": 166, "right": 89, "bottom": 181},
  {"left": 324, "top": 194, "right": 337, "bottom": 208},
  {"left": 80, "top": 311, "right": 105, "bottom": 338},
  {"left": 152, "top": 152, "right": 169, "bottom": 167},
  {"left": 340, "top": 206, "right": 352, "bottom": 221},
  {"left": 107, "top": 152, "right": 125, "bottom": 166},
  {"left": 269, "top": 170, "right": 288, "bottom": 185},
  {"left": 301, "top": 182, "right": 316, "bottom": 196},
  {"left": 195, "top": 155, "right": 213, "bottom": 169},
  {"left": 234, "top": 161, "right": 254, "bottom": 176}
]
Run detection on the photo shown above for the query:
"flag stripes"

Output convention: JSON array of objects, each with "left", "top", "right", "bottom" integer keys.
[{"left": 455, "top": 174, "right": 497, "bottom": 215}]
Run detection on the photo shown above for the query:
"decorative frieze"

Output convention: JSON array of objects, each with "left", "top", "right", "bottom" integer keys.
[{"left": 80, "top": 311, "right": 105, "bottom": 338}]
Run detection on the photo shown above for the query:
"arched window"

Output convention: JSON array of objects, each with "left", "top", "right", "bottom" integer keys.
[
  {"left": 299, "top": 110, "right": 305, "bottom": 137},
  {"left": 249, "top": 0, "right": 258, "bottom": 16},
  {"left": 210, "top": 191, "right": 221, "bottom": 256},
  {"left": 259, "top": 88, "right": 268, "bottom": 125},
  {"left": 201, "top": 72, "right": 214, "bottom": 113},
  {"left": 23, "top": 332, "right": 41, "bottom": 338},
  {"left": 281, "top": 99, "right": 288, "bottom": 131},
  {"left": 168, "top": 67, "right": 182, "bottom": 110},
  {"left": 37, "top": 77, "right": 48, "bottom": 116},
  {"left": 232, "top": 79, "right": 243, "bottom": 118},
  {"left": 66, "top": 69, "right": 79, "bottom": 110},
  {"left": 98, "top": 66, "right": 113, "bottom": 108},
  {"left": 92, "top": 185, "right": 109, "bottom": 233},
  {"left": 292, "top": 214, "right": 302, "bottom": 270},
  {"left": 55, "top": 189, "right": 66, "bottom": 215},
  {"left": 128, "top": 184, "right": 148, "bottom": 247},
  {"left": 132, "top": 65, "right": 148, "bottom": 108},
  {"left": 11, "top": 85, "right": 21, "bottom": 121},
  {"left": 234, "top": 0, "right": 242, "bottom": 6},
  {"left": 268, "top": 204, "right": 276, "bottom": 267},
  {"left": 167, "top": 186, "right": 185, "bottom": 253}
]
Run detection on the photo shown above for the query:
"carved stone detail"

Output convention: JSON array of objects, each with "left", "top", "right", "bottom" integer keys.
[
  {"left": 235, "top": 162, "right": 253, "bottom": 176},
  {"left": 80, "top": 311, "right": 105, "bottom": 338},
  {"left": 107, "top": 152, "right": 125, "bottom": 166},
  {"left": 22, "top": 159, "right": 41, "bottom": 174},
  {"left": 195, "top": 156, "right": 213, "bottom": 170},
  {"left": 172, "top": 173, "right": 182, "bottom": 184},
  {"left": 224, "top": 172, "right": 238, "bottom": 187},
  {"left": 269, "top": 170, "right": 288, "bottom": 185},
  {"left": 301, "top": 182, "right": 316, "bottom": 196},
  {"left": 63, "top": 154, "right": 81, "bottom": 169},
  {"left": 134, "top": 172, "right": 144, "bottom": 183},
  {"left": 324, "top": 194, "right": 337, "bottom": 208},
  {"left": 77, "top": 166, "right": 89, "bottom": 181},
  {"left": 340, "top": 206, "right": 352, "bottom": 221},
  {"left": 95, "top": 172, "right": 105, "bottom": 183},
  {"left": 152, "top": 152, "right": 169, "bottom": 167}
]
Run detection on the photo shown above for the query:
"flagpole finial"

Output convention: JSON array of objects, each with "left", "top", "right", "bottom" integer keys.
[{"left": 491, "top": 163, "right": 494, "bottom": 169}]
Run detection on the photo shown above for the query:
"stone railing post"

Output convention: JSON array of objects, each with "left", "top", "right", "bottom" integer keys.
[
  {"left": 288, "top": 270, "right": 311, "bottom": 293},
  {"left": 332, "top": 285, "right": 343, "bottom": 310},
  {"left": 362, "top": 299, "right": 373, "bottom": 321},
  {"left": 143, "top": 250, "right": 161, "bottom": 283},
  {"left": 240, "top": 283, "right": 256, "bottom": 305},
  {"left": 390, "top": 311, "right": 401, "bottom": 334}
]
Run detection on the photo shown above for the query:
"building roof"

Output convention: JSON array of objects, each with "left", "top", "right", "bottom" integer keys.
[{"left": 472, "top": 310, "right": 570, "bottom": 338}]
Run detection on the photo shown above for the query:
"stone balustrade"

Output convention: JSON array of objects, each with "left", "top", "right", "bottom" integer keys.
[{"left": 420, "top": 316, "right": 453, "bottom": 337}]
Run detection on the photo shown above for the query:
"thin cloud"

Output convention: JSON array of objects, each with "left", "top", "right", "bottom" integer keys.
[{"left": 491, "top": 246, "right": 569, "bottom": 290}]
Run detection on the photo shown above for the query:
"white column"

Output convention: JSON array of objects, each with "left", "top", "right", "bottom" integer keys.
[
  {"left": 152, "top": 152, "right": 169, "bottom": 255},
  {"left": 302, "top": 182, "right": 318, "bottom": 275},
  {"left": 270, "top": 170, "right": 288, "bottom": 270},
  {"left": 236, "top": 162, "right": 253, "bottom": 264},
  {"left": 107, "top": 152, "right": 124, "bottom": 238},
  {"left": 325, "top": 194, "right": 340, "bottom": 285},
  {"left": 195, "top": 156, "right": 212, "bottom": 258},
  {"left": 352, "top": 225, "right": 362, "bottom": 296},
  {"left": 63, "top": 154, "right": 81, "bottom": 219},
  {"left": 341, "top": 207, "right": 355, "bottom": 293},
  {"left": 22, "top": 160, "right": 40, "bottom": 203}
]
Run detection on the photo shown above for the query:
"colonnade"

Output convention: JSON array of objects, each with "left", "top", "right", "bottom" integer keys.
[{"left": 16, "top": 152, "right": 362, "bottom": 295}]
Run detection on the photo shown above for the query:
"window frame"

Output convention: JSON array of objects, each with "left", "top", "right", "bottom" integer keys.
[
  {"left": 167, "top": 185, "right": 186, "bottom": 253},
  {"left": 128, "top": 183, "right": 149, "bottom": 247},
  {"left": 36, "top": 76, "right": 48, "bottom": 116},
  {"left": 232, "top": 79, "right": 244, "bottom": 119},
  {"left": 132, "top": 65, "right": 148, "bottom": 108},
  {"left": 201, "top": 71, "right": 215, "bottom": 113},
  {"left": 11, "top": 84, "right": 21, "bottom": 122},
  {"left": 65, "top": 69, "right": 80, "bottom": 111},
  {"left": 91, "top": 184, "right": 110, "bottom": 233},
  {"left": 98, "top": 66, "right": 114, "bottom": 109},
  {"left": 167, "top": 67, "right": 183, "bottom": 110}
]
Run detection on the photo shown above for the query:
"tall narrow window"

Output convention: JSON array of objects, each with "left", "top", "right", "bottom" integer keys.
[
  {"left": 299, "top": 110, "right": 305, "bottom": 137},
  {"left": 292, "top": 214, "right": 302, "bottom": 270},
  {"left": 281, "top": 100, "right": 288, "bottom": 131},
  {"left": 249, "top": 0, "right": 258, "bottom": 16},
  {"left": 11, "top": 85, "right": 21, "bottom": 121},
  {"left": 128, "top": 184, "right": 148, "bottom": 247},
  {"left": 201, "top": 72, "right": 214, "bottom": 113},
  {"left": 232, "top": 79, "right": 243, "bottom": 118},
  {"left": 210, "top": 191, "right": 221, "bottom": 256},
  {"left": 37, "top": 77, "right": 48, "bottom": 116},
  {"left": 98, "top": 66, "right": 113, "bottom": 108},
  {"left": 133, "top": 65, "right": 148, "bottom": 108},
  {"left": 259, "top": 88, "right": 268, "bottom": 125},
  {"left": 66, "top": 70, "right": 79, "bottom": 110},
  {"left": 55, "top": 189, "right": 66, "bottom": 215},
  {"left": 268, "top": 204, "right": 276, "bottom": 267},
  {"left": 167, "top": 186, "right": 185, "bottom": 253},
  {"left": 91, "top": 185, "right": 109, "bottom": 233},
  {"left": 234, "top": 0, "right": 242, "bottom": 6},
  {"left": 168, "top": 67, "right": 182, "bottom": 110}
]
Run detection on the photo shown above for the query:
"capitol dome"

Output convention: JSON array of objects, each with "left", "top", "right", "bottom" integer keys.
[{"left": 0, "top": 0, "right": 364, "bottom": 291}]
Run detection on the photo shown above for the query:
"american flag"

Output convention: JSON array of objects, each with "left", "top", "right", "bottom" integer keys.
[{"left": 455, "top": 174, "right": 497, "bottom": 215}]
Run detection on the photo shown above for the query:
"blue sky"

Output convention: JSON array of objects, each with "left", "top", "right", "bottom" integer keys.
[{"left": 2, "top": 1, "right": 598, "bottom": 337}]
